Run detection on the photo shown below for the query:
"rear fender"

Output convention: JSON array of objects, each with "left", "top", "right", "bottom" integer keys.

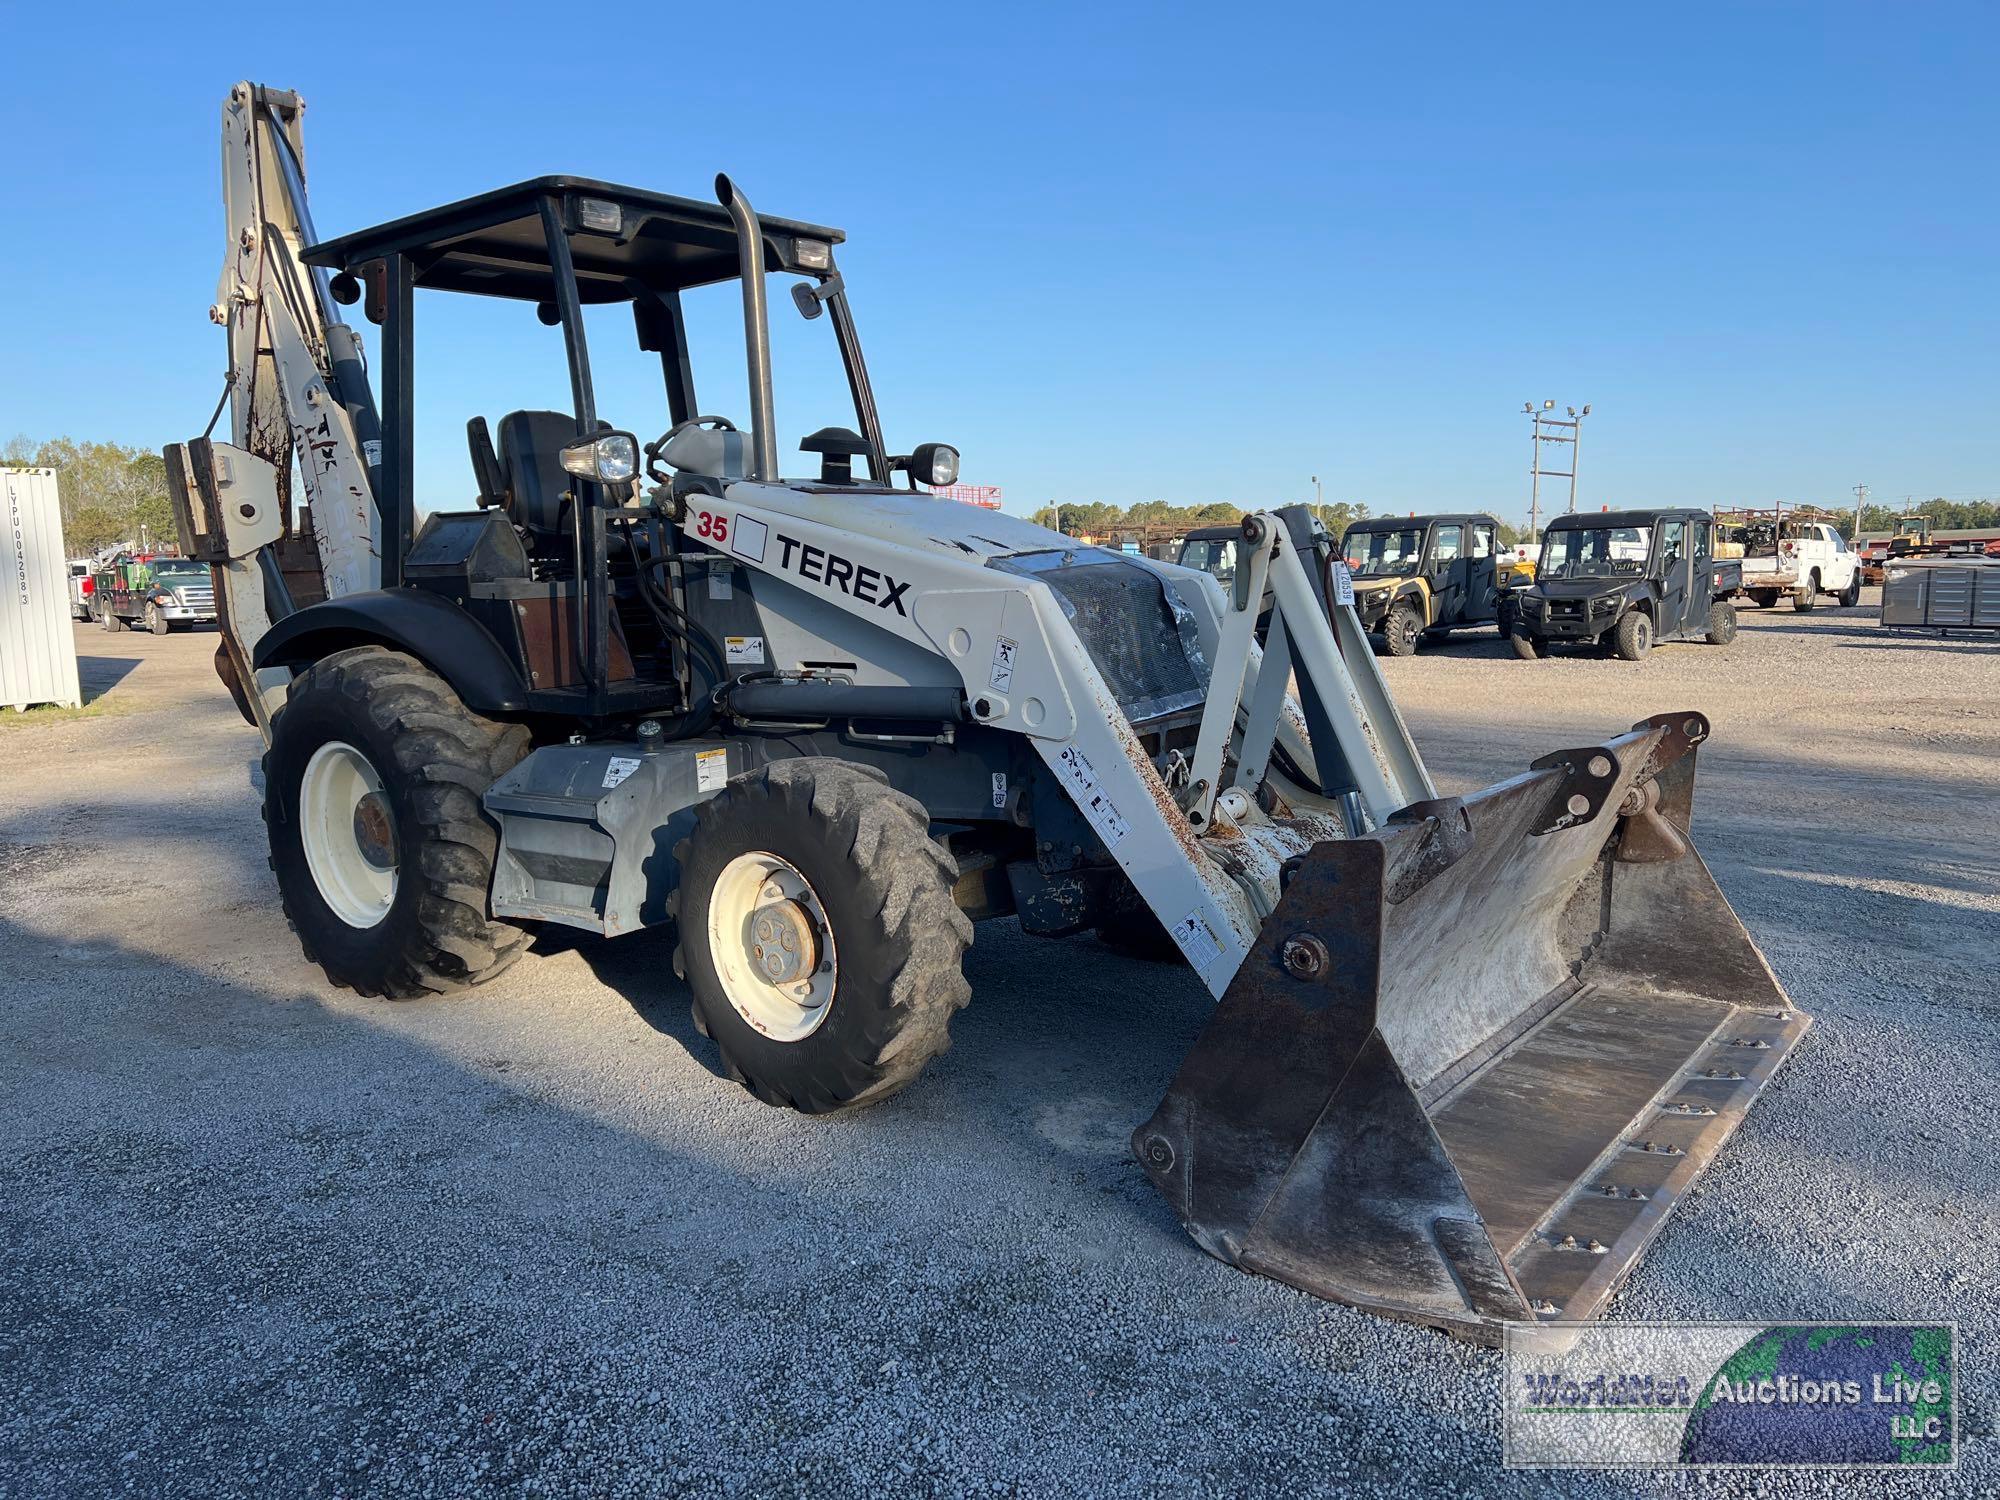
[{"left": 252, "top": 588, "right": 530, "bottom": 713}]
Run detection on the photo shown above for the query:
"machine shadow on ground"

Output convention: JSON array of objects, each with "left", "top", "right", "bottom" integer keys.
[{"left": 72, "top": 654, "right": 143, "bottom": 701}]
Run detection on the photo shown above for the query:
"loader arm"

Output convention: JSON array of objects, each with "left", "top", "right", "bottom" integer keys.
[{"left": 166, "top": 83, "right": 384, "bottom": 739}]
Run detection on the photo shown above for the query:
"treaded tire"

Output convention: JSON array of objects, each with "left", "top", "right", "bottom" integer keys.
[
  {"left": 1705, "top": 599, "right": 1738, "bottom": 645},
  {"left": 99, "top": 603, "right": 124, "bottom": 633},
  {"left": 670, "top": 758, "right": 972, "bottom": 1114},
  {"left": 1753, "top": 592, "right": 1778, "bottom": 609},
  {"left": 1381, "top": 600, "right": 1422, "bottom": 657},
  {"left": 146, "top": 602, "right": 171, "bottom": 636},
  {"left": 264, "top": 646, "right": 531, "bottom": 998},
  {"left": 1838, "top": 570, "right": 1862, "bottom": 607},
  {"left": 1793, "top": 574, "right": 1818, "bottom": 612},
  {"left": 1613, "top": 609, "right": 1653, "bottom": 660},
  {"left": 1510, "top": 629, "right": 1550, "bottom": 660}
]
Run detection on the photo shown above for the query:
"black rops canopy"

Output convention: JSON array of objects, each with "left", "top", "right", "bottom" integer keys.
[{"left": 301, "top": 176, "right": 845, "bottom": 305}]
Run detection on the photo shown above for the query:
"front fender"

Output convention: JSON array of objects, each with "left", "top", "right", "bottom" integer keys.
[{"left": 252, "top": 588, "right": 530, "bottom": 713}]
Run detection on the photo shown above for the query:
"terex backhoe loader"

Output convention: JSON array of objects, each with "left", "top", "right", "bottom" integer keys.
[{"left": 167, "top": 84, "right": 1808, "bottom": 1343}]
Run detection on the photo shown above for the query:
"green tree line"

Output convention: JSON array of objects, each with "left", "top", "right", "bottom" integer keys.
[
  {"left": 1027, "top": 500, "right": 1536, "bottom": 546},
  {"left": 1851, "top": 500, "right": 2000, "bottom": 534},
  {"left": 2, "top": 435, "right": 177, "bottom": 555}
]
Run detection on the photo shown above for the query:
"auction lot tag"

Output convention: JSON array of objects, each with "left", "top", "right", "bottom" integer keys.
[
  {"left": 1504, "top": 1322, "right": 1955, "bottom": 1470},
  {"left": 1331, "top": 559, "right": 1355, "bottom": 607}
]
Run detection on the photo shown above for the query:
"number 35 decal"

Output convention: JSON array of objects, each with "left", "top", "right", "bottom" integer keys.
[{"left": 694, "top": 510, "right": 730, "bottom": 542}]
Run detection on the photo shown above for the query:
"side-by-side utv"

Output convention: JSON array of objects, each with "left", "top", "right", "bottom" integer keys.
[
  {"left": 1510, "top": 509, "right": 1742, "bottom": 661},
  {"left": 1338, "top": 513, "right": 1504, "bottom": 655}
]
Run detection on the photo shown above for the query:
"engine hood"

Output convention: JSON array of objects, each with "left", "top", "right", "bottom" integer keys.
[{"left": 1527, "top": 576, "right": 1635, "bottom": 601}]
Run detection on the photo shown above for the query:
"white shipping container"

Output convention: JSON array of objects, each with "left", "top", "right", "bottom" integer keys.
[{"left": 0, "top": 468, "right": 83, "bottom": 711}]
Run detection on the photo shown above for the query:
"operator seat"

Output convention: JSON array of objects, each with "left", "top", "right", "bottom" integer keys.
[{"left": 495, "top": 410, "right": 581, "bottom": 536}]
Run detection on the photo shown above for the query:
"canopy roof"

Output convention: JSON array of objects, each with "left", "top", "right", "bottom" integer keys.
[{"left": 302, "top": 176, "right": 843, "bottom": 304}]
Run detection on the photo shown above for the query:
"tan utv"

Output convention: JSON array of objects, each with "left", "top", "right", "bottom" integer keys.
[{"left": 1339, "top": 513, "right": 1505, "bottom": 655}]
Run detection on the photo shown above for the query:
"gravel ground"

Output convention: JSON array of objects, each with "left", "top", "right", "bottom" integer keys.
[{"left": 1, "top": 600, "right": 1994, "bottom": 1497}]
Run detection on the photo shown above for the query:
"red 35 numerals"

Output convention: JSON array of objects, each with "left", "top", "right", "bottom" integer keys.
[{"left": 694, "top": 510, "right": 730, "bottom": 543}]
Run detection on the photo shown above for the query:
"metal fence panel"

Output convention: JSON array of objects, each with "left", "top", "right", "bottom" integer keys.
[{"left": 0, "top": 468, "right": 83, "bottom": 711}]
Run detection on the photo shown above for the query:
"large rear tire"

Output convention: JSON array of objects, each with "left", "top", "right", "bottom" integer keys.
[
  {"left": 265, "top": 646, "right": 531, "bottom": 998},
  {"left": 99, "top": 603, "right": 124, "bottom": 633},
  {"left": 671, "top": 758, "right": 972, "bottom": 1113},
  {"left": 1613, "top": 609, "right": 1654, "bottom": 661}
]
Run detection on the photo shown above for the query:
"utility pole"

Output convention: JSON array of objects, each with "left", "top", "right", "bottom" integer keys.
[
  {"left": 1523, "top": 400, "right": 1590, "bottom": 537},
  {"left": 1851, "top": 483, "right": 1868, "bottom": 542}
]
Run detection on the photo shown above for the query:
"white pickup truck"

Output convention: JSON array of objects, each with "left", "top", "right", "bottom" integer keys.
[{"left": 1731, "top": 518, "right": 1863, "bottom": 611}]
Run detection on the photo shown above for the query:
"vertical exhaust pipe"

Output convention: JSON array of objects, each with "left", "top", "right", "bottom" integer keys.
[{"left": 716, "top": 174, "right": 778, "bottom": 482}]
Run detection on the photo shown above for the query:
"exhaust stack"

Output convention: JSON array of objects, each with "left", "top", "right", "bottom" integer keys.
[{"left": 716, "top": 174, "right": 779, "bottom": 482}]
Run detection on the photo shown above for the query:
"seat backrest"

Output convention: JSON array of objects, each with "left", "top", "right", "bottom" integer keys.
[{"left": 496, "top": 410, "right": 580, "bottom": 535}]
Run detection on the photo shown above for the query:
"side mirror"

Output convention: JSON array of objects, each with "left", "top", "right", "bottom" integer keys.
[
  {"left": 560, "top": 431, "right": 639, "bottom": 485},
  {"left": 792, "top": 273, "right": 844, "bottom": 321},
  {"left": 907, "top": 442, "right": 960, "bottom": 489}
]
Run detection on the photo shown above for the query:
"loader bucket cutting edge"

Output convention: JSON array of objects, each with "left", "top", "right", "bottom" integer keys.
[{"left": 1132, "top": 710, "right": 1809, "bottom": 1344}]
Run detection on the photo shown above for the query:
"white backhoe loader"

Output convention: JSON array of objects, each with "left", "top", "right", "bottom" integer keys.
[{"left": 166, "top": 83, "right": 1807, "bottom": 1343}]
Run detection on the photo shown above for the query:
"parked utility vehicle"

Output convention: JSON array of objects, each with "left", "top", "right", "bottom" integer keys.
[
  {"left": 1717, "top": 507, "right": 1861, "bottom": 611},
  {"left": 67, "top": 559, "right": 94, "bottom": 620},
  {"left": 91, "top": 554, "right": 218, "bottom": 634},
  {"left": 1511, "top": 509, "right": 1740, "bottom": 660},
  {"left": 1338, "top": 513, "right": 1502, "bottom": 655}
]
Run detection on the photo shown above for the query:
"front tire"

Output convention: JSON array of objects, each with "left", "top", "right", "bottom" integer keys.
[
  {"left": 265, "top": 646, "right": 531, "bottom": 998},
  {"left": 1705, "top": 599, "right": 1738, "bottom": 645},
  {"left": 1381, "top": 600, "right": 1422, "bottom": 657},
  {"left": 672, "top": 759, "right": 972, "bottom": 1113},
  {"left": 146, "top": 602, "right": 171, "bottom": 636},
  {"left": 1510, "top": 629, "right": 1550, "bottom": 660},
  {"left": 1613, "top": 609, "right": 1654, "bottom": 660},
  {"left": 1839, "top": 570, "right": 1862, "bottom": 607}
]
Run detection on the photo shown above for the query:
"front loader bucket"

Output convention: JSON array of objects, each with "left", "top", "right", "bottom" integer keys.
[{"left": 1133, "top": 711, "right": 1807, "bottom": 1344}]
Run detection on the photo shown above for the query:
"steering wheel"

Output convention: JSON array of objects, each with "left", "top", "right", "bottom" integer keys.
[{"left": 645, "top": 415, "right": 740, "bottom": 485}]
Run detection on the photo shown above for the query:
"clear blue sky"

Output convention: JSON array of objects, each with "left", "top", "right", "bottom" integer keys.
[{"left": 2, "top": 2, "right": 1993, "bottom": 525}]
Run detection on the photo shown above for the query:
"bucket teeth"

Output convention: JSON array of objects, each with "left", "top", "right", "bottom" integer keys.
[{"left": 1661, "top": 1101, "right": 1718, "bottom": 1117}]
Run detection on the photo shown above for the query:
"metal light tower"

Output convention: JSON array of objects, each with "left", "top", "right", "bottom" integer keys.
[{"left": 1524, "top": 400, "right": 1590, "bottom": 537}]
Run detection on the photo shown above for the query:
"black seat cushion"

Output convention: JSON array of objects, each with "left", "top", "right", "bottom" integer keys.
[{"left": 497, "top": 410, "right": 580, "bottom": 535}]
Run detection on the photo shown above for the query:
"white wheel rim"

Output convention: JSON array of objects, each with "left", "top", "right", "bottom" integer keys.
[
  {"left": 299, "top": 740, "right": 398, "bottom": 929},
  {"left": 705, "top": 851, "right": 838, "bottom": 1043}
]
